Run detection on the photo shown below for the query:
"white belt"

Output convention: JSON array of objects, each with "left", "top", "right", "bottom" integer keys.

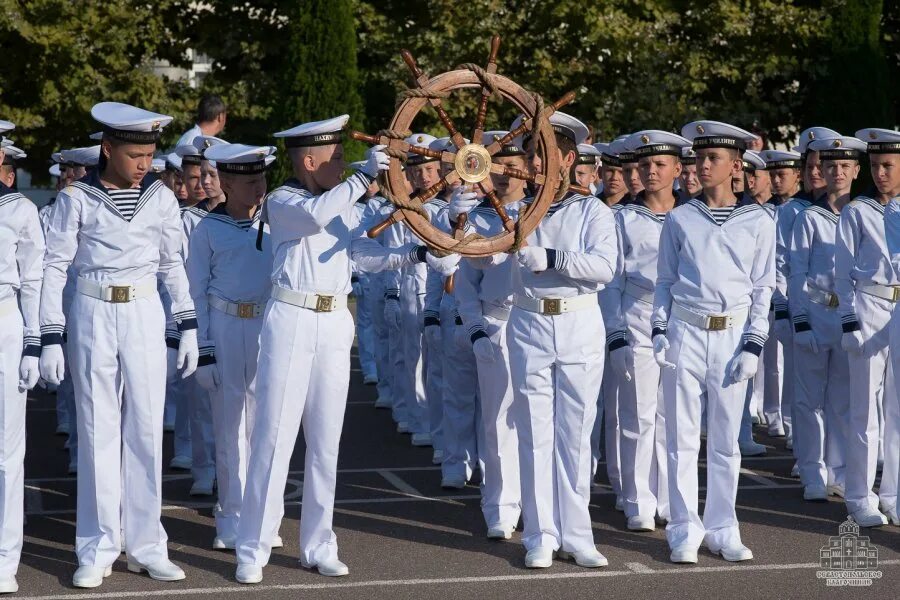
[
  {"left": 0, "top": 296, "right": 17, "bottom": 318},
  {"left": 858, "top": 282, "right": 900, "bottom": 303},
  {"left": 481, "top": 301, "right": 511, "bottom": 321},
  {"left": 624, "top": 280, "right": 654, "bottom": 304},
  {"left": 671, "top": 302, "right": 748, "bottom": 331},
  {"left": 208, "top": 295, "right": 266, "bottom": 319},
  {"left": 514, "top": 293, "right": 597, "bottom": 316},
  {"left": 76, "top": 278, "right": 156, "bottom": 303},
  {"left": 807, "top": 286, "right": 839, "bottom": 308},
  {"left": 271, "top": 286, "right": 348, "bottom": 312}
]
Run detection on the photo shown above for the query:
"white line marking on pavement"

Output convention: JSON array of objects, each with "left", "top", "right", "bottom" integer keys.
[
  {"left": 24, "top": 486, "right": 43, "bottom": 513},
  {"left": 739, "top": 468, "right": 778, "bottom": 487},
  {"left": 625, "top": 562, "right": 654, "bottom": 573},
  {"left": 14, "top": 559, "right": 900, "bottom": 599},
  {"left": 377, "top": 469, "right": 424, "bottom": 497}
]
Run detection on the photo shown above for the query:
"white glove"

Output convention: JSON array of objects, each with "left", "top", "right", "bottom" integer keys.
[
  {"left": 652, "top": 334, "right": 676, "bottom": 369},
  {"left": 19, "top": 355, "right": 40, "bottom": 391},
  {"left": 728, "top": 351, "right": 759, "bottom": 383},
  {"left": 472, "top": 336, "right": 498, "bottom": 362},
  {"left": 177, "top": 329, "right": 199, "bottom": 379},
  {"left": 424, "top": 323, "right": 441, "bottom": 347},
  {"left": 773, "top": 318, "right": 792, "bottom": 342},
  {"left": 449, "top": 186, "right": 479, "bottom": 221},
  {"left": 384, "top": 298, "right": 402, "bottom": 331},
  {"left": 195, "top": 363, "right": 221, "bottom": 392},
  {"left": 840, "top": 330, "right": 865, "bottom": 355},
  {"left": 426, "top": 251, "right": 460, "bottom": 276},
  {"left": 794, "top": 329, "right": 819, "bottom": 354},
  {"left": 517, "top": 246, "right": 548, "bottom": 273},
  {"left": 609, "top": 345, "right": 635, "bottom": 382},
  {"left": 361, "top": 145, "right": 390, "bottom": 178},
  {"left": 39, "top": 345, "right": 66, "bottom": 386}
]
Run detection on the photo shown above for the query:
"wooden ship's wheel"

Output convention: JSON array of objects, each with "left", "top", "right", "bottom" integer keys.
[{"left": 352, "top": 36, "right": 587, "bottom": 258}]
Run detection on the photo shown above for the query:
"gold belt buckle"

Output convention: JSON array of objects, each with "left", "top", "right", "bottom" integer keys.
[
  {"left": 109, "top": 285, "right": 131, "bottom": 303},
  {"left": 237, "top": 302, "right": 256, "bottom": 319},
  {"left": 707, "top": 315, "right": 728, "bottom": 331},
  {"left": 892, "top": 287, "right": 900, "bottom": 303},
  {"left": 827, "top": 293, "right": 839, "bottom": 308},
  {"left": 542, "top": 298, "right": 562, "bottom": 315},
  {"left": 315, "top": 295, "right": 336, "bottom": 312}
]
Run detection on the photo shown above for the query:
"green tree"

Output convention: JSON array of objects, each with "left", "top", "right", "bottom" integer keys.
[{"left": 0, "top": 0, "right": 194, "bottom": 184}]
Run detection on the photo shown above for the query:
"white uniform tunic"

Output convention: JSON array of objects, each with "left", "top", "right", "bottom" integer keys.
[
  {"left": 236, "top": 173, "right": 419, "bottom": 568},
  {"left": 507, "top": 193, "right": 618, "bottom": 554},
  {"left": 41, "top": 171, "right": 196, "bottom": 568},
  {"left": 455, "top": 200, "right": 522, "bottom": 529},
  {"left": 601, "top": 196, "right": 677, "bottom": 522},
  {"left": 0, "top": 184, "right": 43, "bottom": 578},
  {"left": 835, "top": 194, "right": 899, "bottom": 516},
  {"left": 186, "top": 205, "right": 278, "bottom": 541},
  {"left": 789, "top": 198, "right": 850, "bottom": 491},
  {"left": 653, "top": 196, "right": 775, "bottom": 552},
  {"left": 884, "top": 196, "right": 900, "bottom": 517}
]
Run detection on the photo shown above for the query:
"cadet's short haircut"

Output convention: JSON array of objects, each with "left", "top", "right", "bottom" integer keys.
[
  {"left": 555, "top": 132, "right": 577, "bottom": 160},
  {"left": 197, "top": 95, "right": 226, "bottom": 123}
]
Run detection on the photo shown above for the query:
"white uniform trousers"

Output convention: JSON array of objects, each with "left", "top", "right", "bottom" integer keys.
[
  {"left": 166, "top": 345, "right": 191, "bottom": 460},
  {"left": 355, "top": 276, "right": 377, "bottom": 380},
  {"left": 388, "top": 315, "right": 407, "bottom": 425},
  {"left": 367, "top": 277, "right": 392, "bottom": 403},
  {"left": 0, "top": 310, "right": 25, "bottom": 578},
  {"left": 792, "top": 303, "right": 850, "bottom": 489},
  {"left": 474, "top": 314, "right": 521, "bottom": 528},
  {"left": 186, "top": 375, "right": 215, "bottom": 485},
  {"left": 846, "top": 292, "right": 898, "bottom": 514},
  {"left": 761, "top": 313, "right": 787, "bottom": 436},
  {"left": 661, "top": 315, "right": 747, "bottom": 551},
  {"left": 885, "top": 308, "right": 900, "bottom": 513},
  {"left": 59, "top": 343, "right": 78, "bottom": 466},
  {"left": 400, "top": 288, "right": 428, "bottom": 435},
  {"left": 207, "top": 308, "right": 279, "bottom": 540},
  {"left": 617, "top": 295, "right": 669, "bottom": 521},
  {"left": 236, "top": 300, "right": 354, "bottom": 567},
  {"left": 602, "top": 364, "right": 622, "bottom": 498},
  {"left": 508, "top": 304, "right": 604, "bottom": 553},
  {"left": 69, "top": 292, "right": 169, "bottom": 567},
  {"left": 439, "top": 308, "right": 479, "bottom": 481}
]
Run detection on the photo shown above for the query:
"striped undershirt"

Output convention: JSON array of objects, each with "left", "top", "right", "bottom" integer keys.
[
  {"left": 709, "top": 205, "right": 736, "bottom": 225},
  {"left": 108, "top": 188, "right": 141, "bottom": 221}
]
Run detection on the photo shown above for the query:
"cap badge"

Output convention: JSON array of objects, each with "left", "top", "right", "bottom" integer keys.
[
  {"left": 832, "top": 139, "right": 842, "bottom": 148},
  {"left": 204, "top": 139, "right": 213, "bottom": 148},
  {"left": 869, "top": 132, "right": 878, "bottom": 140},
  {"left": 640, "top": 134, "right": 650, "bottom": 144},
  {"left": 417, "top": 135, "right": 425, "bottom": 143},
  {"left": 151, "top": 121, "right": 161, "bottom": 131},
  {"left": 808, "top": 131, "right": 815, "bottom": 140},
  {"left": 696, "top": 124, "right": 705, "bottom": 135}
]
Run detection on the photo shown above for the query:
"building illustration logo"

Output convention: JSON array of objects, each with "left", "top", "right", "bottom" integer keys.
[{"left": 817, "top": 518, "right": 882, "bottom": 587}]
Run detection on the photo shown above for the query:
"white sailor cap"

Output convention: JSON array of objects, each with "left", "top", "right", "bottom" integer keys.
[
  {"left": 625, "top": 130, "right": 691, "bottom": 159},
  {"left": 49, "top": 163, "right": 61, "bottom": 177},
  {"left": 175, "top": 143, "right": 203, "bottom": 166},
  {"left": 0, "top": 120, "right": 14, "bottom": 135},
  {"left": 150, "top": 158, "right": 166, "bottom": 173},
  {"left": 89, "top": 131, "right": 103, "bottom": 141},
  {"left": 808, "top": 136, "right": 867, "bottom": 160},
  {"left": 274, "top": 114, "right": 348, "bottom": 148},
  {"left": 481, "top": 130, "right": 523, "bottom": 157},
  {"left": 576, "top": 143, "right": 601, "bottom": 166},
  {"left": 682, "top": 120, "right": 757, "bottom": 153},
  {"left": 91, "top": 102, "right": 172, "bottom": 144},
  {"left": 428, "top": 136, "right": 457, "bottom": 154},
  {"left": 62, "top": 145, "right": 101, "bottom": 167},
  {"left": 405, "top": 133, "right": 438, "bottom": 166},
  {"left": 794, "top": 126, "right": 841, "bottom": 155},
  {"left": 51, "top": 151, "right": 65, "bottom": 165},
  {"left": 855, "top": 128, "right": 900, "bottom": 155},
  {"left": 759, "top": 149, "right": 802, "bottom": 170},
  {"left": 0, "top": 137, "right": 13, "bottom": 149},
  {"left": 164, "top": 153, "right": 183, "bottom": 172},
  {"left": 203, "top": 143, "right": 276, "bottom": 175},
  {"left": 193, "top": 135, "right": 227, "bottom": 154},
  {"left": 742, "top": 150, "right": 766, "bottom": 172},
  {"left": 2, "top": 145, "right": 25, "bottom": 165},
  {"left": 609, "top": 135, "right": 636, "bottom": 164},
  {"left": 510, "top": 112, "right": 590, "bottom": 147},
  {"left": 592, "top": 142, "right": 615, "bottom": 167},
  {"left": 681, "top": 146, "right": 697, "bottom": 165}
]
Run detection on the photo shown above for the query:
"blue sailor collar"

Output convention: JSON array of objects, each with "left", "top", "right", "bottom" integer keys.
[
  {"left": 70, "top": 168, "right": 164, "bottom": 222},
  {"left": 206, "top": 201, "right": 261, "bottom": 228},
  {"left": 687, "top": 192, "right": 761, "bottom": 226}
]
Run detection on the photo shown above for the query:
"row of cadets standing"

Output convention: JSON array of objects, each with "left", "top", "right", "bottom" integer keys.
[
  {"left": 0, "top": 120, "right": 44, "bottom": 595},
  {"left": 233, "top": 116, "right": 459, "bottom": 584}
]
